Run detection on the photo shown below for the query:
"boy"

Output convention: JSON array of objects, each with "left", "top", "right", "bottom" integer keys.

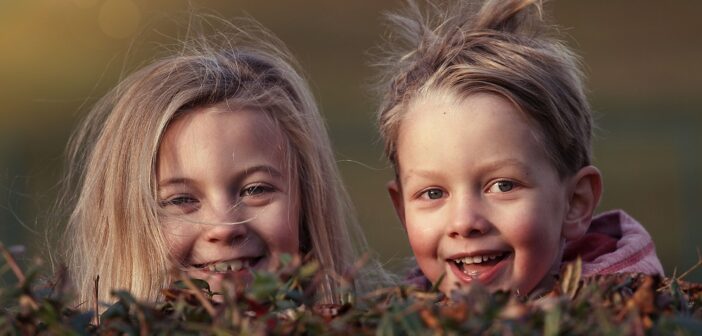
[{"left": 375, "top": 0, "right": 663, "bottom": 296}]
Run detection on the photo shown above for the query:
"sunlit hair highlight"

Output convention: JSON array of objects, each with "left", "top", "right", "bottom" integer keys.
[{"left": 376, "top": 0, "right": 592, "bottom": 178}]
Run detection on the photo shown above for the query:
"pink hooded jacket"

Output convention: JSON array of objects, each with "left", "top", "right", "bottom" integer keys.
[
  {"left": 406, "top": 210, "right": 664, "bottom": 290},
  {"left": 562, "top": 209, "right": 664, "bottom": 276}
]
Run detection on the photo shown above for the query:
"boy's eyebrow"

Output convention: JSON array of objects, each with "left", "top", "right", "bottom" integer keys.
[
  {"left": 157, "top": 164, "right": 283, "bottom": 188},
  {"left": 401, "top": 158, "right": 531, "bottom": 184},
  {"left": 479, "top": 158, "right": 532, "bottom": 174},
  {"left": 401, "top": 169, "right": 441, "bottom": 185}
]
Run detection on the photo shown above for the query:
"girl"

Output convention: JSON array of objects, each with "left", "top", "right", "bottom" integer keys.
[{"left": 60, "top": 20, "right": 379, "bottom": 309}]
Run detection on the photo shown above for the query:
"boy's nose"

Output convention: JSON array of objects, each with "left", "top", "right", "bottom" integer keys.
[{"left": 448, "top": 198, "right": 492, "bottom": 238}]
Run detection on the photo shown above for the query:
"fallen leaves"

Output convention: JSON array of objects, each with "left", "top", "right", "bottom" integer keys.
[{"left": 1, "top": 246, "right": 701, "bottom": 335}]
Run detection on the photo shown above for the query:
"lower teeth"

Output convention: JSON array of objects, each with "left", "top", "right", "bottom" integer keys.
[{"left": 464, "top": 269, "right": 480, "bottom": 279}]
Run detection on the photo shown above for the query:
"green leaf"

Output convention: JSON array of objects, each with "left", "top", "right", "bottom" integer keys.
[
  {"left": 279, "top": 253, "right": 293, "bottom": 266},
  {"left": 298, "top": 261, "right": 319, "bottom": 279}
]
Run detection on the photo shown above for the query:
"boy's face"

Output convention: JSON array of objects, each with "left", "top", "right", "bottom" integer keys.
[{"left": 389, "top": 92, "right": 576, "bottom": 296}]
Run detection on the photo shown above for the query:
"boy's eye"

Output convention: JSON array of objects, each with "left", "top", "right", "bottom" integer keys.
[
  {"left": 240, "top": 184, "right": 273, "bottom": 197},
  {"left": 421, "top": 188, "right": 445, "bottom": 200},
  {"left": 487, "top": 180, "right": 516, "bottom": 193}
]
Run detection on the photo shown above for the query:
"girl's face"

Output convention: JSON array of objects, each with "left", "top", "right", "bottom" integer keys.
[
  {"left": 389, "top": 92, "right": 575, "bottom": 296},
  {"left": 156, "top": 104, "right": 299, "bottom": 292}
]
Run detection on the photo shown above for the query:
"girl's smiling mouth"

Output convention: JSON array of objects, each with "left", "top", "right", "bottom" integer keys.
[
  {"left": 448, "top": 251, "right": 512, "bottom": 285},
  {"left": 191, "top": 256, "right": 264, "bottom": 274}
]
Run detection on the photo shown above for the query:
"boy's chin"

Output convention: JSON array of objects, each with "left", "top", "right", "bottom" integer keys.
[
  {"left": 441, "top": 277, "right": 508, "bottom": 296},
  {"left": 439, "top": 272, "right": 557, "bottom": 299}
]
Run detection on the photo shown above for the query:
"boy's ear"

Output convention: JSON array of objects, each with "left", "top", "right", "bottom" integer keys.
[
  {"left": 387, "top": 179, "right": 406, "bottom": 230},
  {"left": 563, "top": 165, "right": 603, "bottom": 241}
]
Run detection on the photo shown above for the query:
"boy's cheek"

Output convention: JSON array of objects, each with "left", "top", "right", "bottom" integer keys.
[
  {"left": 405, "top": 220, "right": 444, "bottom": 281},
  {"left": 410, "top": 242, "right": 442, "bottom": 283}
]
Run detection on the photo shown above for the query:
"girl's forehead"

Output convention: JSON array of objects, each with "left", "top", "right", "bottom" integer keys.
[
  {"left": 159, "top": 107, "right": 288, "bottom": 167},
  {"left": 170, "top": 105, "right": 280, "bottom": 139}
]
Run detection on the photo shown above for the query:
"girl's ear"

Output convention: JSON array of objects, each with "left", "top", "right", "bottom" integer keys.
[
  {"left": 563, "top": 165, "right": 603, "bottom": 241},
  {"left": 387, "top": 180, "right": 406, "bottom": 230}
]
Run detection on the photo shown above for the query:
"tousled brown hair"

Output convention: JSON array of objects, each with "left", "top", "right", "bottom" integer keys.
[{"left": 377, "top": 0, "right": 592, "bottom": 178}]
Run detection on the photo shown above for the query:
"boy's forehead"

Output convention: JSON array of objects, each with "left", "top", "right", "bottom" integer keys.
[
  {"left": 406, "top": 91, "right": 524, "bottom": 120},
  {"left": 395, "top": 92, "right": 557, "bottom": 182},
  {"left": 406, "top": 90, "right": 461, "bottom": 115},
  {"left": 404, "top": 91, "right": 547, "bottom": 147},
  {"left": 401, "top": 92, "right": 529, "bottom": 136}
]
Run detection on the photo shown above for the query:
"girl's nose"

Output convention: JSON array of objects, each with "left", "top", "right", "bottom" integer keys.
[
  {"left": 202, "top": 202, "right": 249, "bottom": 244},
  {"left": 203, "top": 222, "right": 248, "bottom": 244},
  {"left": 448, "top": 196, "right": 492, "bottom": 238}
]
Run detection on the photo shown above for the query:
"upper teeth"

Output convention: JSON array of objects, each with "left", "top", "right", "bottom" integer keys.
[
  {"left": 204, "top": 260, "right": 247, "bottom": 273},
  {"left": 455, "top": 253, "right": 503, "bottom": 265}
]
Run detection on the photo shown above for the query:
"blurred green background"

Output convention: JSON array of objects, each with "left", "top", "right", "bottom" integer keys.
[{"left": 1, "top": 0, "right": 700, "bottom": 281}]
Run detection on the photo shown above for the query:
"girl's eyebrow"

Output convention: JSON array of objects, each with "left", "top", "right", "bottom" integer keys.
[
  {"left": 158, "top": 165, "right": 283, "bottom": 189},
  {"left": 158, "top": 177, "right": 193, "bottom": 189},
  {"left": 242, "top": 164, "right": 283, "bottom": 178}
]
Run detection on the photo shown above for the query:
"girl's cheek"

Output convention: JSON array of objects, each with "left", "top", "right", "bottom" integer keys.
[
  {"left": 162, "top": 221, "right": 199, "bottom": 260},
  {"left": 252, "top": 202, "right": 300, "bottom": 254}
]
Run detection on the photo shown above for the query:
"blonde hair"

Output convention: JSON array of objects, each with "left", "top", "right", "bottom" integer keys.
[
  {"left": 60, "top": 20, "right": 374, "bottom": 308},
  {"left": 377, "top": 0, "right": 592, "bottom": 178}
]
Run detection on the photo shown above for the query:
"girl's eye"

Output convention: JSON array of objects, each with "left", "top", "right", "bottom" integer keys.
[
  {"left": 487, "top": 180, "right": 516, "bottom": 193},
  {"left": 161, "top": 196, "right": 198, "bottom": 207},
  {"left": 240, "top": 184, "right": 274, "bottom": 197},
  {"left": 420, "top": 188, "right": 445, "bottom": 200},
  {"left": 159, "top": 195, "right": 200, "bottom": 214}
]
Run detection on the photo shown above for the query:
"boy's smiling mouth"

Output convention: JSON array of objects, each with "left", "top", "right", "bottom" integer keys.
[{"left": 448, "top": 251, "right": 512, "bottom": 285}]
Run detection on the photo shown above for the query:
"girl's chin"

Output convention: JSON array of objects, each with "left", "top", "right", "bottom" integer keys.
[{"left": 185, "top": 268, "right": 254, "bottom": 295}]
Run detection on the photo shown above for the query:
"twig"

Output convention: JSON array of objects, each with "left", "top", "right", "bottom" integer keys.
[
  {"left": 136, "top": 306, "right": 149, "bottom": 336},
  {"left": 0, "top": 244, "right": 26, "bottom": 283},
  {"left": 658, "top": 247, "right": 702, "bottom": 292},
  {"left": 180, "top": 275, "right": 217, "bottom": 316},
  {"left": 94, "top": 275, "right": 100, "bottom": 326},
  {"left": 676, "top": 247, "right": 702, "bottom": 281}
]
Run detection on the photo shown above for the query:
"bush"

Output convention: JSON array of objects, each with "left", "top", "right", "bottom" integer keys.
[{"left": 1, "top": 244, "right": 701, "bottom": 335}]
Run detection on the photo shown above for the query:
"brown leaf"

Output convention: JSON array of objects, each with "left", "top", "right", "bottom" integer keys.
[
  {"left": 499, "top": 298, "right": 529, "bottom": 320},
  {"left": 420, "top": 308, "right": 440, "bottom": 330},
  {"left": 628, "top": 276, "right": 657, "bottom": 315},
  {"left": 560, "top": 257, "right": 582, "bottom": 299},
  {"left": 440, "top": 303, "right": 467, "bottom": 321}
]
